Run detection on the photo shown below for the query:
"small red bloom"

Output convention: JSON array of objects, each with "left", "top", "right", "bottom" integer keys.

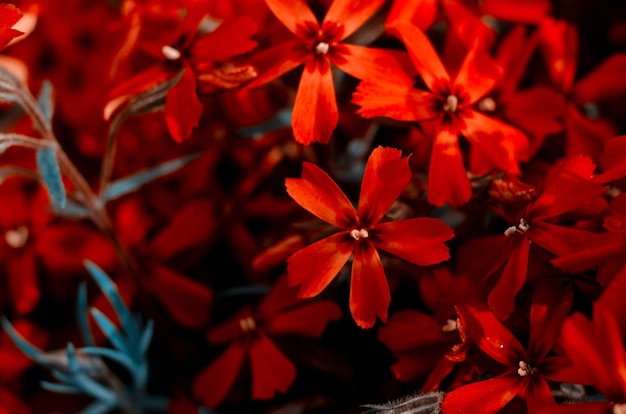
[
  {"left": 246, "top": 0, "right": 413, "bottom": 145},
  {"left": 442, "top": 283, "right": 579, "bottom": 414},
  {"left": 353, "top": 22, "right": 529, "bottom": 207},
  {"left": 286, "top": 146, "right": 453, "bottom": 328},
  {"left": 192, "top": 276, "right": 341, "bottom": 408}
]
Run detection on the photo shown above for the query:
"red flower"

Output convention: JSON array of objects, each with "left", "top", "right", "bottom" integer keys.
[
  {"left": 286, "top": 146, "right": 453, "bottom": 328},
  {"left": 245, "top": 0, "right": 413, "bottom": 145},
  {"left": 442, "top": 283, "right": 579, "bottom": 414},
  {"left": 486, "top": 156, "right": 606, "bottom": 319},
  {"left": 192, "top": 276, "right": 341, "bottom": 408},
  {"left": 0, "top": 4, "right": 23, "bottom": 51},
  {"left": 107, "top": 3, "right": 258, "bottom": 142},
  {"left": 353, "top": 22, "right": 529, "bottom": 207}
]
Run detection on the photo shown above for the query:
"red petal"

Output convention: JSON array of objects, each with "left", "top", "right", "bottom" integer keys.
[
  {"left": 599, "top": 264, "right": 626, "bottom": 335},
  {"left": 165, "top": 66, "right": 203, "bottom": 142},
  {"left": 264, "top": 301, "right": 341, "bottom": 337},
  {"left": 148, "top": 263, "right": 213, "bottom": 330},
  {"left": 480, "top": 0, "right": 550, "bottom": 23},
  {"left": 563, "top": 104, "right": 614, "bottom": 159},
  {"left": 373, "top": 218, "right": 452, "bottom": 266},
  {"left": 148, "top": 199, "right": 217, "bottom": 261},
  {"left": 528, "top": 281, "right": 573, "bottom": 359},
  {"left": 285, "top": 162, "right": 357, "bottom": 229},
  {"left": 352, "top": 77, "right": 435, "bottom": 121},
  {"left": 357, "top": 146, "right": 412, "bottom": 225},
  {"left": 459, "top": 303, "right": 527, "bottom": 365},
  {"left": 427, "top": 126, "right": 472, "bottom": 207},
  {"left": 191, "top": 17, "right": 258, "bottom": 64},
  {"left": 7, "top": 248, "right": 39, "bottom": 315},
  {"left": 292, "top": 62, "right": 337, "bottom": 144},
  {"left": 335, "top": 44, "right": 416, "bottom": 80},
  {"left": 573, "top": 53, "right": 626, "bottom": 104},
  {"left": 323, "top": 0, "right": 385, "bottom": 40},
  {"left": 538, "top": 18, "right": 578, "bottom": 93},
  {"left": 537, "top": 403, "right": 611, "bottom": 414},
  {"left": 386, "top": 0, "right": 438, "bottom": 30},
  {"left": 244, "top": 41, "right": 307, "bottom": 89},
  {"left": 265, "top": 0, "right": 317, "bottom": 35},
  {"left": 528, "top": 222, "right": 597, "bottom": 257},
  {"left": 389, "top": 21, "right": 450, "bottom": 91},
  {"left": 598, "top": 135, "right": 626, "bottom": 183},
  {"left": 462, "top": 110, "right": 529, "bottom": 173},
  {"left": 0, "top": 4, "right": 23, "bottom": 51},
  {"left": 561, "top": 306, "right": 626, "bottom": 401},
  {"left": 488, "top": 236, "right": 531, "bottom": 320},
  {"left": 441, "top": 373, "right": 524, "bottom": 414},
  {"left": 454, "top": 47, "right": 502, "bottom": 104},
  {"left": 193, "top": 342, "right": 247, "bottom": 408},
  {"left": 0, "top": 389, "right": 29, "bottom": 414},
  {"left": 349, "top": 240, "right": 389, "bottom": 328},
  {"left": 525, "top": 377, "right": 556, "bottom": 414},
  {"left": 378, "top": 310, "right": 447, "bottom": 353},
  {"left": 250, "top": 334, "right": 296, "bottom": 399},
  {"left": 287, "top": 233, "right": 354, "bottom": 297}
]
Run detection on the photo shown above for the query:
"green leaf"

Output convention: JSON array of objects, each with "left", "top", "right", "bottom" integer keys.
[{"left": 37, "top": 80, "right": 55, "bottom": 127}]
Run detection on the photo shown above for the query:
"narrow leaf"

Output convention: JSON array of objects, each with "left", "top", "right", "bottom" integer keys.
[
  {"left": 83, "top": 260, "right": 135, "bottom": 341},
  {"left": 139, "top": 320, "right": 154, "bottom": 355},
  {"left": 101, "top": 153, "right": 201, "bottom": 202},
  {"left": 1, "top": 317, "right": 44, "bottom": 361},
  {"left": 90, "top": 308, "right": 129, "bottom": 355},
  {"left": 237, "top": 107, "right": 292, "bottom": 138},
  {"left": 40, "top": 381, "right": 81, "bottom": 395},
  {"left": 37, "top": 80, "right": 54, "bottom": 127},
  {"left": 36, "top": 146, "right": 66, "bottom": 208},
  {"left": 81, "top": 347, "right": 135, "bottom": 373},
  {"left": 76, "top": 283, "right": 95, "bottom": 347}
]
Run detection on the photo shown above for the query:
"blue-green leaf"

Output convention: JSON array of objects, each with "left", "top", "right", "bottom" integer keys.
[
  {"left": 237, "top": 107, "right": 292, "bottom": 138},
  {"left": 36, "top": 146, "right": 66, "bottom": 208},
  {"left": 139, "top": 320, "right": 154, "bottom": 356},
  {"left": 101, "top": 153, "right": 200, "bottom": 202},
  {"left": 76, "top": 283, "right": 95, "bottom": 347},
  {"left": 37, "top": 80, "right": 55, "bottom": 127},
  {"left": 90, "top": 308, "right": 129, "bottom": 355},
  {"left": 1, "top": 317, "right": 44, "bottom": 361},
  {"left": 40, "top": 381, "right": 81, "bottom": 395},
  {"left": 81, "top": 347, "right": 135, "bottom": 373}
]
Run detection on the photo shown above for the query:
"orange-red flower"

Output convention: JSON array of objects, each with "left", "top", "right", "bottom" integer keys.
[
  {"left": 353, "top": 22, "right": 529, "bottom": 207},
  {"left": 246, "top": 0, "right": 413, "bottom": 145},
  {"left": 286, "top": 146, "right": 453, "bottom": 328}
]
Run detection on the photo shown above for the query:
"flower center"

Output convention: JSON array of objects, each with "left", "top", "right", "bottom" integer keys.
[
  {"left": 350, "top": 228, "right": 369, "bottom": 240},
  {"left": 443, "top": 95, "right": 459, "bottom": 112},
  {"left": 517, "top": 361, "right": 536, "bottom": 376},
  {"left": 162, "top": 45, "right": 182, "bottom": 61},
  {"left": 614, "top": 404, "right": 626, "bottom": 414},
  {"left": 5, "top": 226, "right": 29, "bottom": 248},
  {"left": 315, "top": 41, "right": 330, "bottom": 55},
  {"left": 239, "top": 316, "right": 256, "bottom": 332},
  {"left": 504, "top": 218, "right": 529, "bottom": 237}
]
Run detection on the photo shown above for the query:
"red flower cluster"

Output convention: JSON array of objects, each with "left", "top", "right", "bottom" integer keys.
[{"left": 0, "top": 0, "right": 626, "bottom": 413}]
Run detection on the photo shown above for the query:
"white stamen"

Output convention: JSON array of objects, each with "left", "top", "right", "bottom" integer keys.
[
  {"left": 478, "top": 97, "right": 496, "bottom": 112},
  {"left": 162, "top": 45, "right": 181, "bottom": 60},
  {"left": 442, "top": 319, "right": 458, "bottom": 332},
  {"left": 350, "top": 228, "right": 369, "bottom": 240},
  {"left": 443, "top": 95, "right": 458, "bottom": 112},
  {"left": 239, "top": 316, "right": 256, "bottom": 332},
  {"left": 5, "top": 226, "right": 29, "bottom": 248},
  {"left": 505, "top": 218, "right": 529, "bottom": 236},
  {"left": 315, "top": 42, "right": 330, "bottom": 54},
  {"left": 517, "top": 360, "right": 536, "bottom": 376}
]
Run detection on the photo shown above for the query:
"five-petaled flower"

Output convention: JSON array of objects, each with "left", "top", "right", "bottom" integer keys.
[
  {"left": 353, "top": 21, "right": 529, "bottom": 207},
  {"left": 245, "top": 0, "right": 414, "bottom": 145},
  {"left": 286, "top": 146, "right": 453, "bottom": 328}
]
